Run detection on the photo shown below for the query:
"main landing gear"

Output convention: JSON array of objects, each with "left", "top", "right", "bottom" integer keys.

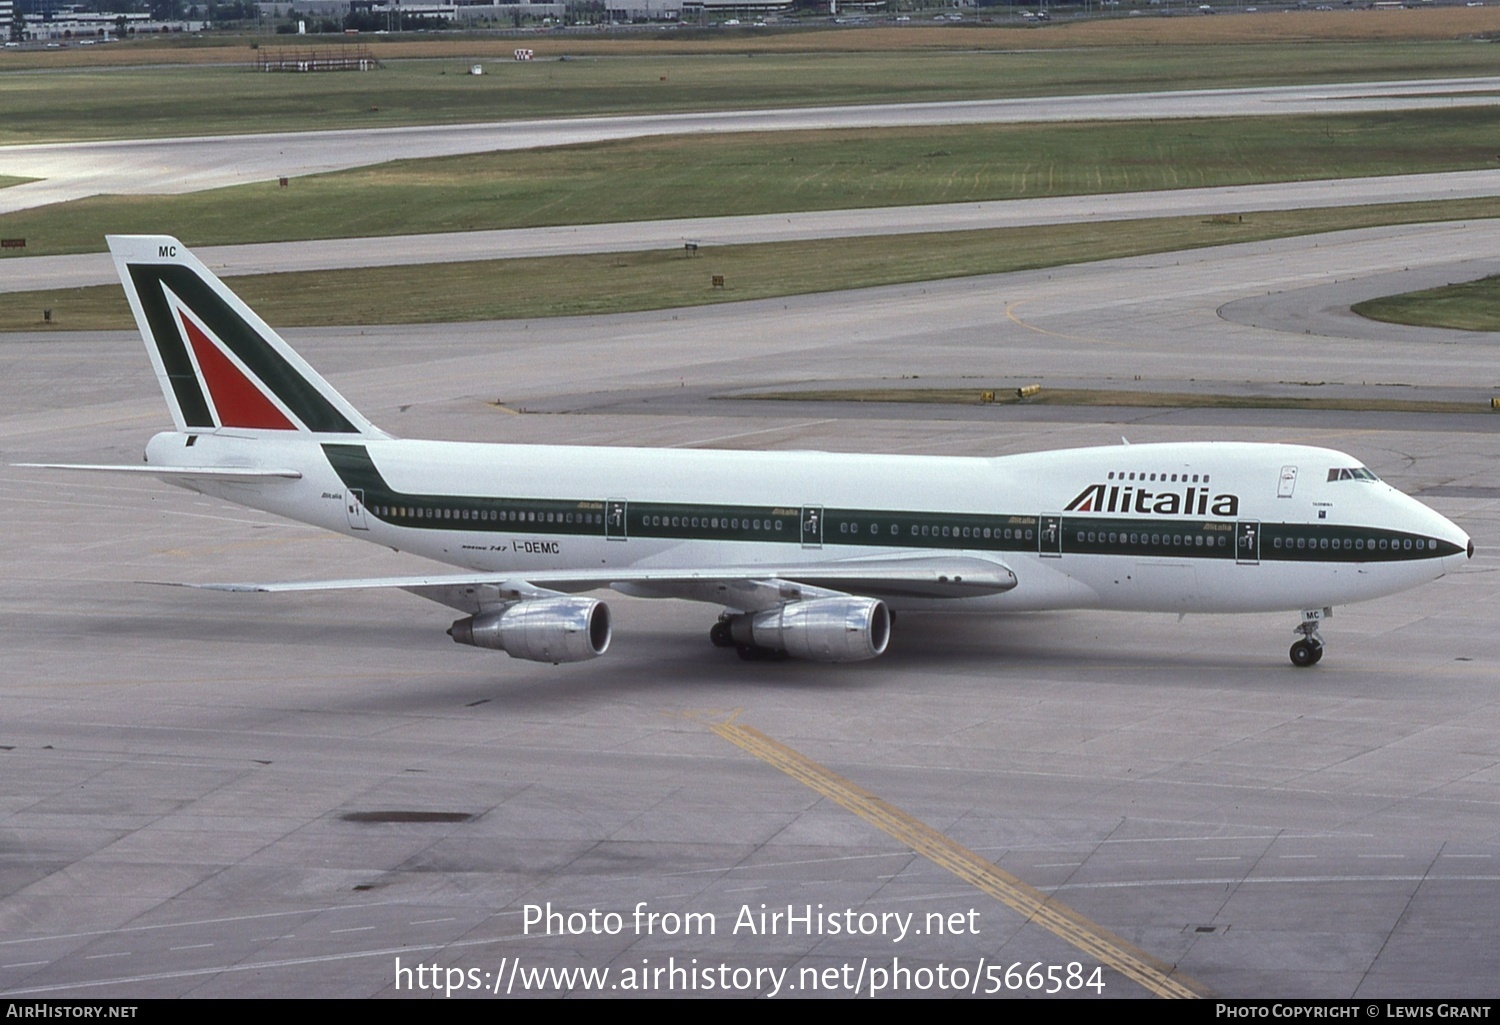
[{"left": 1289, "top": 608, "right": 1329, "bottom": 668}]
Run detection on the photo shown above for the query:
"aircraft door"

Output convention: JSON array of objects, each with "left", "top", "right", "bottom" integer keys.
[
  {"left": 801, "top": 506, "right": 824, "bottom": 549},
  {"left": 345, "top": 488, "right": 369, "bottom": 531},
  {"left": 1278, "top": 466, "right": 1298, "bottom": 498},
  {"left": 1039, "top": 514, "right": 1062, "bottom": 558},
  {"left": 606, "top": 499, "right": 628, "bottom": 541},
  {"left": 1236, "top": 520, "right": 1260, "bottom": 565}
]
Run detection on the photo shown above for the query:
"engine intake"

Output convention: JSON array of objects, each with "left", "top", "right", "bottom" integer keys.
[
  {"left": 730, "top": 596, "right": 890, "bottom": 662},
  {"left": 449, "top": 597, "right": 611, "bottom": 663}
]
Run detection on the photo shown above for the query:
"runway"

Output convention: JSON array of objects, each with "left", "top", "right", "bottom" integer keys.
[
  {"left": 3, "top": 225, "right": 1499, "bottom": 997},
  {"left": 5, "top": 76, "right": 1500, "bottom": 214}
]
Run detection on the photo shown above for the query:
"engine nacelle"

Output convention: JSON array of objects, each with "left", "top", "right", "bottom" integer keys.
[
  {"left": 449, "top": 597, "right": 611, "bottom": 663},
  {"left": 730, "top": 596, "right": 891, "bottom": 662}
]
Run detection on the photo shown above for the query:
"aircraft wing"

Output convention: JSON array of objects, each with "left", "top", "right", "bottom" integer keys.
[
  {"left": 604, "top": 553, "right": 1017, "bottom": 610},
  {"left": 175, "top": 552, "right": 1018, "bottom": 615},
  {"left": 184, "top": 574, "right": 570, "bottom": 615}
]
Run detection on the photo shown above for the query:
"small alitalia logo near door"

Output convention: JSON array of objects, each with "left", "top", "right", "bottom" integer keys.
[{"left": 1065, "top": 483, "right": 1240, "bottom": 517}]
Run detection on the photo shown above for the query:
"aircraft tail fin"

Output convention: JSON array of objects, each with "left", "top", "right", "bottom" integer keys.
[{"left": 107, "top": 235, "right": 383, "bottom": 437}]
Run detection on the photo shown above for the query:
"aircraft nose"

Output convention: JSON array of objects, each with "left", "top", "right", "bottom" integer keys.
[
  {"left": 1440, "top": 521, "right": 1472, "bottom": 566},
  {"left": 1416, "top": 499, "right": 1470, "bottom": 565}
]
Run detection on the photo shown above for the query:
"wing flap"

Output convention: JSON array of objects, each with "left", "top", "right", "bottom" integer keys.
[
  {"left": 611, "top": 555, "right": 1016, "bottom": 610},
  {"left": 179, "top": 574, "right": 560, "bottom": 614}
]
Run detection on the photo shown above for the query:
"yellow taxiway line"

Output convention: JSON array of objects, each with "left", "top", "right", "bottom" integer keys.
[{"left": 709, "top": 717, "right": 1209, "bottom": 1000}]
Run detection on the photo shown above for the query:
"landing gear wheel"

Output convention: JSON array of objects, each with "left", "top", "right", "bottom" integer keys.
[
  {"left": 1289, "top": 639, "right": 1323, "bottom": 668},
  {"left": 1290, "top": 608, "right": 1329, "bottom": 668},
  {"left": 709, "top": 621, "right": 734, "bottom": 648}
]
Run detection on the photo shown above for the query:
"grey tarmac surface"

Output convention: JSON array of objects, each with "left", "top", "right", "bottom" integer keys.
[
  {"left": 4, "top": 76, "right": 1500, "bottom": 214},
  {"left": 8, "top": 169, "right": 1500, "bottom": 294},
  {"left": 3, "top": 230, "right": 1500, "bottom": 999}
]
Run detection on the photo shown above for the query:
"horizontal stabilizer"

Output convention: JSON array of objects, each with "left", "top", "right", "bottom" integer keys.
[{"left": 16, "top": 463, "right": 303, "bottom": 481}]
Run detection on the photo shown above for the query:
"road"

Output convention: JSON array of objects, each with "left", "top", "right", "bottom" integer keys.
[{"left": 5, "top": 76, "right": 1500, "bottom": 213}]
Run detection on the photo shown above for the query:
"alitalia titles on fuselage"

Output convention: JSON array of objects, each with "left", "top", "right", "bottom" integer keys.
[{"left": 1065, "top": 482, "right": 1240, "bottom": 518}]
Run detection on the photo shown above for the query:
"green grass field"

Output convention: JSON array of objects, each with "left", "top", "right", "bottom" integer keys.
[
  {"left": 6, "top": 107, "right": 1500, "bottom": 258},
  {"left": 1352, "top": 275, "right": 1500, "bottom": 331},
  {"left": 7, "top": 196, "right": 1500, "bottom": 331},
  {"left": 7, "top": 32, "right": 1500, "bottom": 330},
  {"left": 3, "top": 42, "right": 1500, "bottom": 145}
]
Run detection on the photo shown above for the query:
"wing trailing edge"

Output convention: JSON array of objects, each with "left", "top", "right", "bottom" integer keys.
[{"left": 158, "top": 552, "right": 1019, "bottom": 615}]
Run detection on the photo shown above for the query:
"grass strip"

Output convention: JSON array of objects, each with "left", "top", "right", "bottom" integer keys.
[
  {"left": 5, "top": 198, "right": 1500, "bottom": 332},
  {"left": 6, "top": 38, "right": 1500, "bottom": 145},
  {"left": 7, "top": 108, "right": 1500, "bottom": 259},
  {"left": 1352, "top": 275, "right": 1500, "bottom": 332},
  {"left": 10, "top": 10, "right": 1500, "bottom": 69}
]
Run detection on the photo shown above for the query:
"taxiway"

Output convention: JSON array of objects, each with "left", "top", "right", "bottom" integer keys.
[
  {"left": 5, "top": 77, "right": 1500, "bottom": 214},
  {"left": 2, "top": 226, "right": 1498, "bottom": 997}
]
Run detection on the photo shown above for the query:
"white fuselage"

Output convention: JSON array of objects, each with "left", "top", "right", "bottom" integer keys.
[{"left": 146, "top": 431, "right": 1471, "bottom": 617}]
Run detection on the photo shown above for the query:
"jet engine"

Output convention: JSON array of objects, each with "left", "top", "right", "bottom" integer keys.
[
  {"left": 729, "top": 596, "right": 891, "bottom": 662},
  {"left": 449, "top": 597, "right": 611, "bottom": 663}
]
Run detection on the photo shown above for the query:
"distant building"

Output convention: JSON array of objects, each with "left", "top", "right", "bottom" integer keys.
[
  {"left": 605, "top": 0, "right": 676, "bottom": 18},
  {"left": 605, "top": 0, "right": 679, "bottom": 17},
  {"left": 447, "top": 1, "right": 567, "bottom": 21},
  {"left": 255, "top": 2, "right": 352, "bottom": 15},
  {"left": 23, "top": 6, "right": 207, "bottom": 39},
  {"left": 347, "top": 0, "right": 459, "bottom": 21},
  {"left": 345, "top": 0, "right": 565, "bottom": 22},
  {"left": 607, "top": 0, "right": 791, "bottom": 20},
  {"left": 1, "top": 0, "right": 16, "bottom": 41}
]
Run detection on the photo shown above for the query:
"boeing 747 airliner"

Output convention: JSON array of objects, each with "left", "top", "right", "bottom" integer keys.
[{"left": 24, "top": 236, "right": 1473, "bottom": 667}]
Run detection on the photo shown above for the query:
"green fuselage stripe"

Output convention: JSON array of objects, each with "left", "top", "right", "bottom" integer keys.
[{"left": 322, "top": 445, "right": 1462, "bottom": 565}]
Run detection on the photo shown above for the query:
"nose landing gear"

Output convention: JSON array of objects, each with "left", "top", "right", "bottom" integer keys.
[
  {"left": 1289, "top": 608, "right": 1329, "bottom": 668},
  {"left": 1289, "top": 637, "right": 1323, "bottom": 667}
]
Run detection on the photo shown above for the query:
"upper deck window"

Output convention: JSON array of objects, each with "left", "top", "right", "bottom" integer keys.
[{"left": 1327, "top": 466, "right": 1379, "bottom": 483}]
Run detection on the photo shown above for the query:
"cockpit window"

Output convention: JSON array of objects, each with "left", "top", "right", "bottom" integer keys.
[{"left": 1326, "top": 466, "right": 1379, "bottom": 482}]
